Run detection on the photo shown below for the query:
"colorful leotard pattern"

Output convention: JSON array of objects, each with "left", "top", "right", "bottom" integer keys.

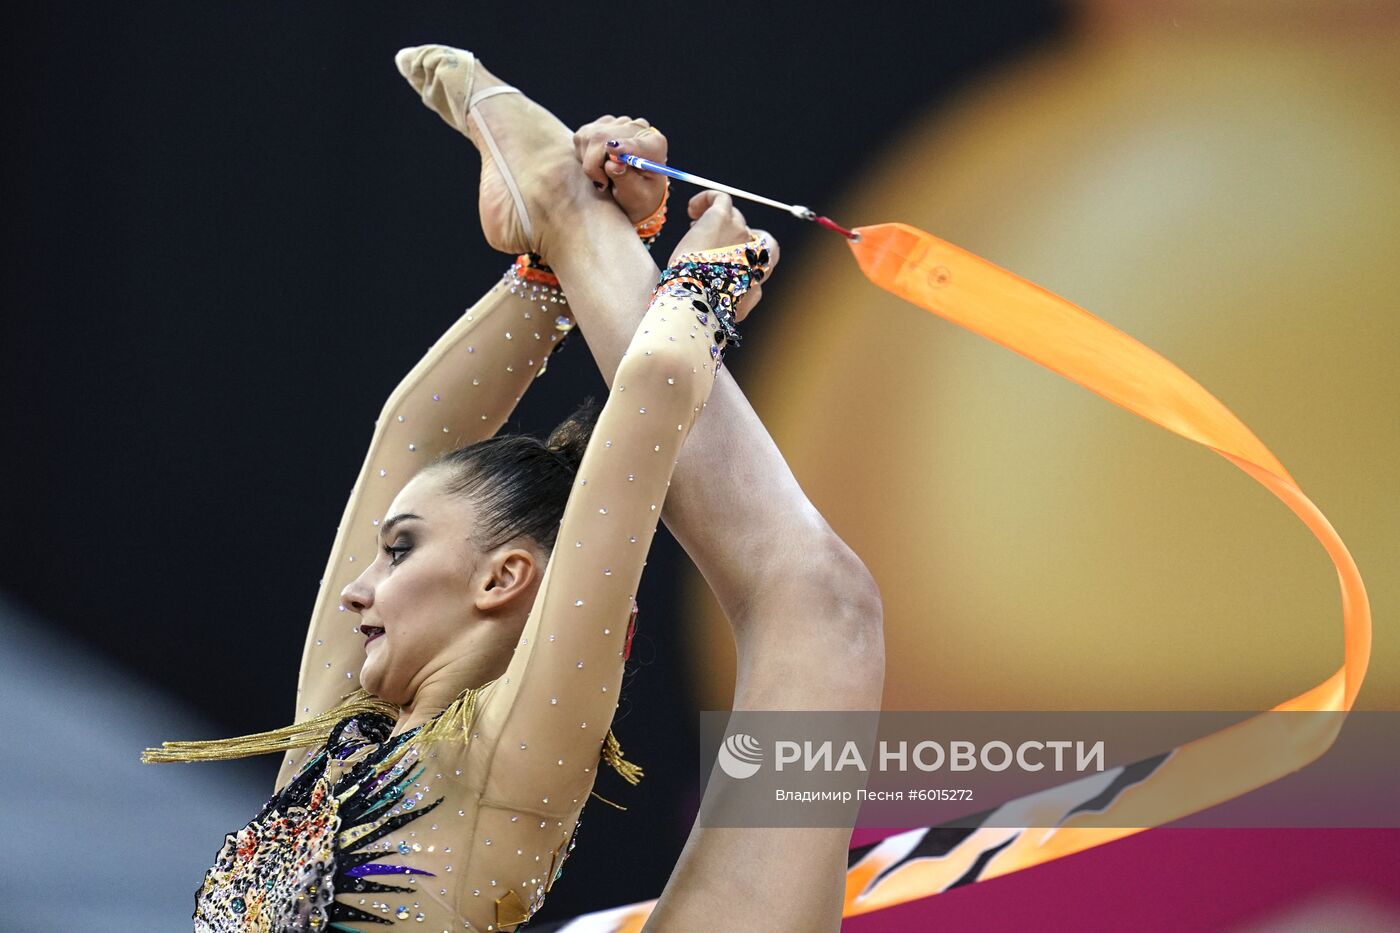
[
  {"left": 195, "top": 712, "right": 434, "bottom": 931},
  {"left": 191, "top": 239, "right": 766, "bottom": 932}
]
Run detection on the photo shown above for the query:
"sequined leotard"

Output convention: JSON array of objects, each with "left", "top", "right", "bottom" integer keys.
[{"left": 190, "top": 254, "right": 735, "bottom": 932}]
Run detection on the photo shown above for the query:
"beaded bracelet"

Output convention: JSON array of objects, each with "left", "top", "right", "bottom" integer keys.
[
  {"left": 503, "top": 253, "right": 578, "bottom": 366},
  {"left": 630, "top": 183, "right": 670, "bottom": 249}
]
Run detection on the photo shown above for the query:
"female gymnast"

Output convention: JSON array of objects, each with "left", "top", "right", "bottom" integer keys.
[{"left": 147, "top": 44, "right": 884, "bottom": 932}]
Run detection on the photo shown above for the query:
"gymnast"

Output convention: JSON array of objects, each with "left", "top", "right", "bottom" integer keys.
[{"left": 147, "top": 44, "right": 884, "bottom": 932}]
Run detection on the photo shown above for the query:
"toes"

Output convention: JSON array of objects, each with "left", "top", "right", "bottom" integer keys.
[
  {"left": 395, "top": 45, "right": 468, "bottom": 93},
  {"left": 395, "top": 46, "right": 440, "bottom": 90},
  {"left": 395, "top": 46, "right": 418, "bottom": 80}
]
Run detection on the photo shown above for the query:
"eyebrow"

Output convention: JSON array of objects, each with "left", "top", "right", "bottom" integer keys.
[{"left": 379, "top": 513, "right": 424, "bottom": 539}]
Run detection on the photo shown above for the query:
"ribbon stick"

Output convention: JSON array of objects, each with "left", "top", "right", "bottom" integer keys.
[
  {"left": 531, "top": 222, "right": 1371, "bottom": 930},
  {"left": 609, "top": 152, "right": 818, "bottom": 220}
]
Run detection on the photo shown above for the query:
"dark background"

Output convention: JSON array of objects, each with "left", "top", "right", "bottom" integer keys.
[{"left": 3, "top": 1, "right": 1064, "bottom": 922}]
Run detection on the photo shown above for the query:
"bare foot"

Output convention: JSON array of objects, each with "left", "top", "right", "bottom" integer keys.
[{"left": 395, "top": 45, "right": 580, "bottom": 255}]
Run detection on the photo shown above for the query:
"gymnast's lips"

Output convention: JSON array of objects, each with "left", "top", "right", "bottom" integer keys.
[{"left": 361, "top": 624, "right": 385, "bottom": 644}]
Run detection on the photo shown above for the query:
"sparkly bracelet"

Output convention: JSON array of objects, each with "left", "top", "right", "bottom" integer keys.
[
  {"left": 504, "top": 255, "right": 578, "bottom": 362},
  {"left": 652, "top": 235, "right": 773, "bottom": 367},
  {"left": 508, "top": 252, "right": 565, "bottom": 292},
  {"left": 631, "top": 182, "right": 670, "bottom": 249}
]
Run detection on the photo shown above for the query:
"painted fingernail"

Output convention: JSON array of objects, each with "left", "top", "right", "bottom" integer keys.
[{"left": 606, "top": 139, "right": 620, "bottom": 148}]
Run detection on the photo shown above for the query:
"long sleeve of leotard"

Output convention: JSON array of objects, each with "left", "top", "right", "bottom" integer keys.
[
  {"left": 470, "top": 277, "right": 718, "bottom": 808},
  {"left": 377, "top": 267, "right": 727, "bottom": 931},
  {"left": 275, "top": 270, "right": 574, "bottom": 790}
]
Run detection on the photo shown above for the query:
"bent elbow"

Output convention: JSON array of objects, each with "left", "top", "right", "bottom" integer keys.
[{"left": 612, "top": 343, "right": 714, "bottom": 411}]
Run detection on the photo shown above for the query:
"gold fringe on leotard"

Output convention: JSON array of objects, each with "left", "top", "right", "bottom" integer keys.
[
  {"left": 140, "top": 690, "right": 400, "bottom": 763},
  {"left": 144, "top": 684, "right": 640, "bottom": 807},
  {"left": 413, "top": 683, "right": 485, "bottom": 748},
  {"left": 600, "top": 729, "right": 643, "bottom": 785}
]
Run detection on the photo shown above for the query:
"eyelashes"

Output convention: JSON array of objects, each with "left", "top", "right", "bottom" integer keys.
[{"left": 383, "top": 542, "right": 412, "bottom": 566}]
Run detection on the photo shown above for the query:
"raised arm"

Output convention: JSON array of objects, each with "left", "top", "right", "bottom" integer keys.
[
  {"left": 472, "top": 233, "right": 759, "bottom": 813},
  {"left": 276, "top": 267, "right": 576, "bottom": 788}
]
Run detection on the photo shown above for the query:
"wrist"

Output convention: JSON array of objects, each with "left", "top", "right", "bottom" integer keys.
[
  {"left": 652, "top": 238, "right": 769, "bottom": 368},
  {"left": 630, "top": 181, "right": 669, "bottom": 250},
  {"left": 504, "top": 255, "right": 576, "bottom": 362},
  {"left": 509, "top": 252, "right": 563, "bottom": 293}
]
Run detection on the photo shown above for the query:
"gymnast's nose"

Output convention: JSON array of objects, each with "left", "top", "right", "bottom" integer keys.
[{"left": 340, "top": 575, "right": 374, "bottom": 614}]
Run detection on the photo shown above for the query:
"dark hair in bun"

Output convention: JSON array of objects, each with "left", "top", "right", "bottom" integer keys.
[
  {"left": 541, "top": 397, "right": 595, "bottom": 472},
  {"left": 432, "top": 397, "right": 601, "bottom": 552}
]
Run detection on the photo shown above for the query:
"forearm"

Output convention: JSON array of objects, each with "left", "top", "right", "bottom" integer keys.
[{"left": 379, "top": 268, "right": 574, "bottom": 447}]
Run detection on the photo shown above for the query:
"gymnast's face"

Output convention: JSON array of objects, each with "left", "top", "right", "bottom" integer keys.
[{"left": 339, "top": 468, "right": 543, "bottom": 707}]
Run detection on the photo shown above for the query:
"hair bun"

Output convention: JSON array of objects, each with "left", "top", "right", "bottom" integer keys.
[{"left": 544, "top": 396, "right": 601, "bottom": 472}]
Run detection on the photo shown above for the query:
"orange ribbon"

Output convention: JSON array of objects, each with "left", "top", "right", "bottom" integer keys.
[{"left": 837, "top": 223, "right": 1370, "bottom": 912}]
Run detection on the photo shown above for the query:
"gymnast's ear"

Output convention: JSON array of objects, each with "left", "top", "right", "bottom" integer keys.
[{"left": 474, "top": 546, "right": 539, "bottom": 612}]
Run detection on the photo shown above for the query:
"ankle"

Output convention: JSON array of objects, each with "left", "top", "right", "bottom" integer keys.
[{"left": 533, "top": 173, "right": 617, "bottom": 261}]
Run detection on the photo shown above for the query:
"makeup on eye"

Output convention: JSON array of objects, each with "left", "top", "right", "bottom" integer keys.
[
  {"left": 377, "top": 513, "right": 424, "bottom": 566},
  {"left": 379, "top": 512, "right": 424, "bottom": 540},
  {"left": 383, "top": 540, "right": 413, "bottom": 565}
]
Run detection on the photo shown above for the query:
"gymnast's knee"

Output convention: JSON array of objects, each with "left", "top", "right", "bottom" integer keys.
[{"left": 743, "top": 532, "right": 885, "bottom": 668}]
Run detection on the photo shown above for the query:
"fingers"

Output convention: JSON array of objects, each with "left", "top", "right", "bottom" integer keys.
[
  {"left": 613, "top": 126, "right": 666, "bottom": 165},
  {"left": 573, "top": 115, "right": 628, "bottom": 188},
  {"left": 668, "top": 196, "right": 780, "bottom": 323},
  {"left": 572, "top": 115, "right": 666, "bottom": 191},
  {"left": 693, "top": 193, "right": 746, "bottom": 242},
  {"left": 602, "top": 128, "right": 667, "bottom": 187},
  {"left": 668, "top": 193, "right": 746, "bottom": 265},
  {"left": 574, "top": 116, "right": 627, "bottom": 189},
  {"left": 689, "top": 196, "right": 779, "bottom": 269},
  {"left": 687, "top": 189, "right": 724, "bottom": 221},
  {"left": 580, "top": 137, "right": 613, "bottom": 189}
]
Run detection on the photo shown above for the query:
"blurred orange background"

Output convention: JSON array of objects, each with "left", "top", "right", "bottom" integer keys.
[{"left": 686, "top": 0, "right": 1400, "bottom": 715}]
